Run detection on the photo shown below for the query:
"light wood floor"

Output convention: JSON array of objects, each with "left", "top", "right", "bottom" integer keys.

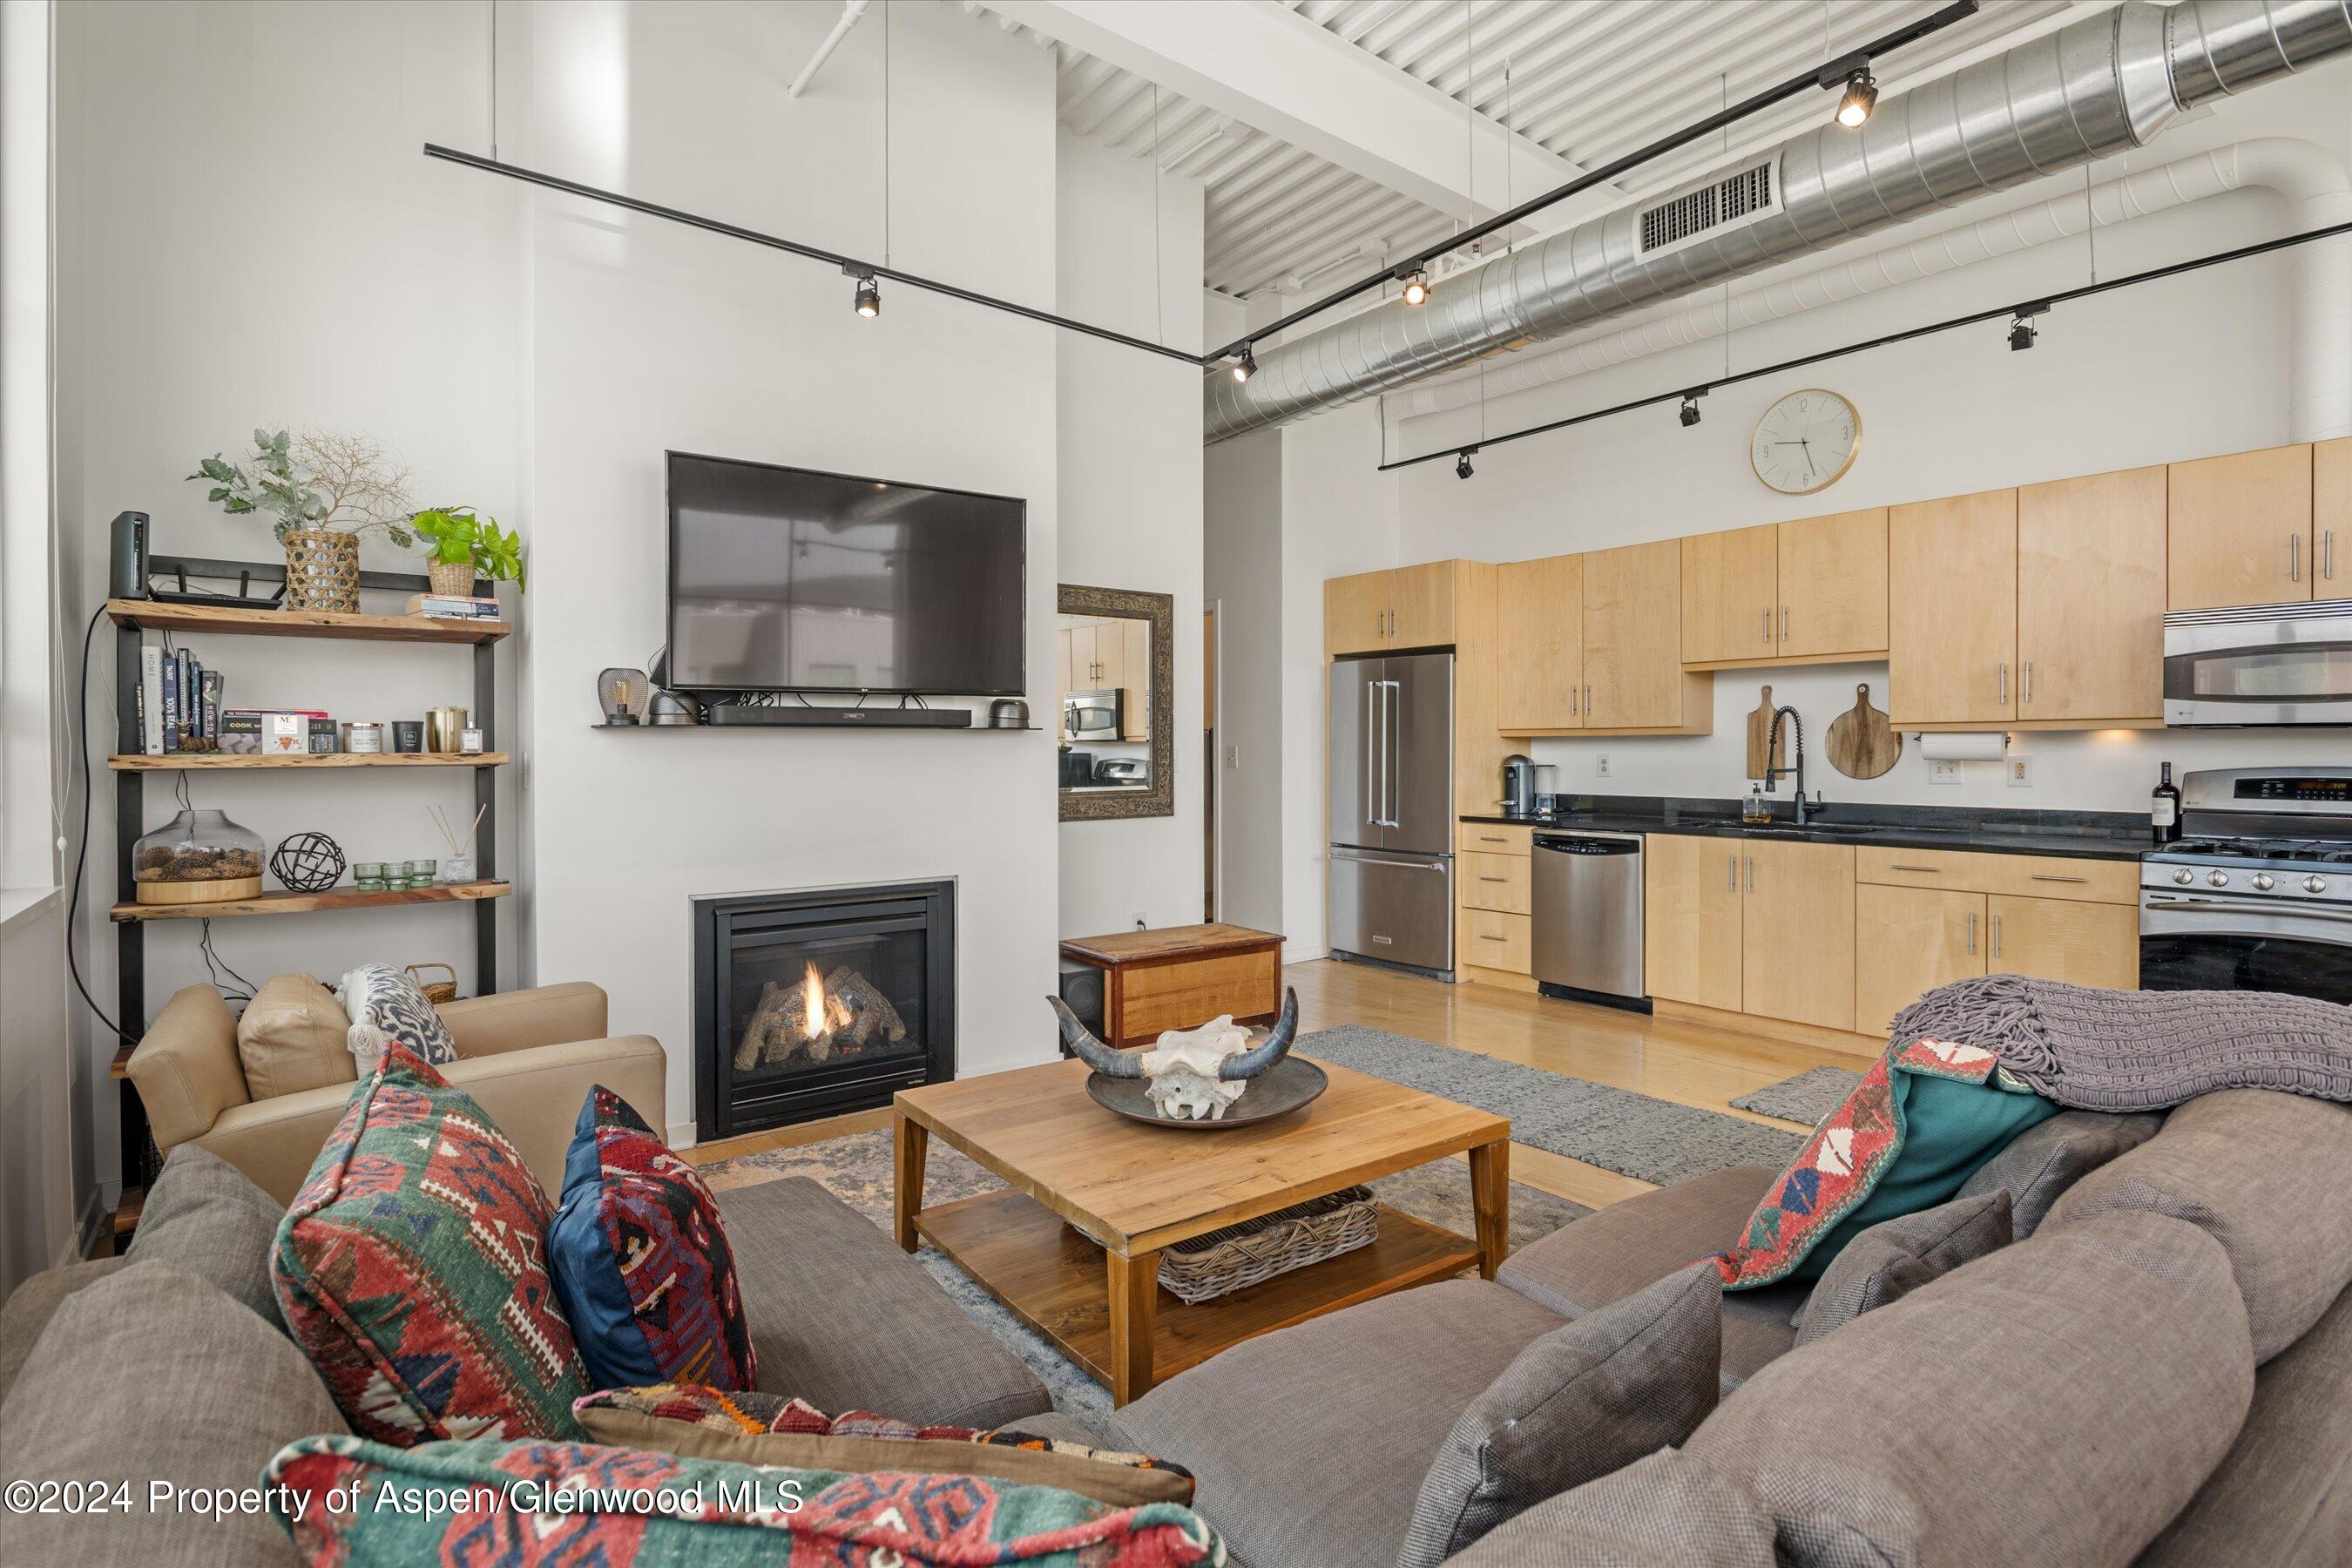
[{"left": 688, "top": 959, "right": 1865, "bottom": 1213}]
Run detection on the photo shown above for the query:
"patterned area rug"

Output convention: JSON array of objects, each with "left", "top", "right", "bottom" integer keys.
[
  {"left": 1730, "top": 1065, "right": 1868, "bottom": 1128},
  {"left": 1301, "top": 1025, "right": 1805, "bottom": 1185},
  {"left": 699, "top": 1125, "right": 1592, "bottom": 1417}
]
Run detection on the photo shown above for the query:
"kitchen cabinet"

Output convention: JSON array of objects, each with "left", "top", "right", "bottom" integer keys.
[
  {"left": 1463, "top": 909, "right": 1532, "bottom": 975},
  {"left": 1680, "top": 526, "right": 1778, "bottom": 665},
  {"left": 1583, "top": 540, "right": 1693, "bottom": 729},
  {"left": 2017, "top": 465, "right": 2166, "bottom": 722},
  {"left": 1985, "top": 895, "right": 2139, "bottom": 990},
  {"left": 2167, "top": 443, "right": 2316, "bottom": 610},
  {"left": 1460, "top": 850, "right": 1531, "bottom": 916},
  {"left": 1889, "top": 488, "right": 2017, "bottom": 725},
  {"left": 2317, "top": 437, "right": 2349, "bottom": 593},
  {"left": 1324, "top": 564, "right": 1458, "bottom": 658},
  {"left": 1776, "top": 508, "right": 1889, "bottom": 660},
  {"left": 1855, "top": 883, "right": 1984, "bottom": 1037},
  {"left": 1738, "top": 840, "right": 1857, "bottom": 1032},
  {"left": 1458, "top": 821, "right": 1533, "bottom": 857},
  {"left": 1496, "top": 554, "right": 1585, "bottom": 729},
  {"left": 1643, "top": 833, "right": 1745, "bottom": 1013}
]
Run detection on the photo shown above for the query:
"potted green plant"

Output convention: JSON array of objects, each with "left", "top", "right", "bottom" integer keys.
[
  {"left": 189, "top": 429, "right": 416, "bottom": 612},
  {"left": 409, "top": 507, "right": 526, "bottom": 598}
]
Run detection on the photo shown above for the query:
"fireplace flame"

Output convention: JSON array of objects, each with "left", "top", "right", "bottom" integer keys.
[{"left": 800, "top": 962, "right": 852, "bottom": 1040}]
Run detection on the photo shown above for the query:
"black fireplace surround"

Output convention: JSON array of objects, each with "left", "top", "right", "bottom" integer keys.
[{"left": 693, "top": 880, "right": 956, "bottom": 1139}]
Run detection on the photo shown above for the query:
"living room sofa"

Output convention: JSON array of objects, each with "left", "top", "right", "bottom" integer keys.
[
  {"left": 1097, "top": 1088, "right": 2352, "bottom": 1568},
  {"left": 126, "top": 977, "right": 667, "bottom": 1203}
]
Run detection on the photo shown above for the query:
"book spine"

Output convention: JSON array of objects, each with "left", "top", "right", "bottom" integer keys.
[
  {"left": 199, "top": 670, "right": 222, "bottom": 743},
  {"left": 160, "top": 652, "right": 179, "bottom": 752},
  {"left": 174, "top": 649, "right": 193, "bottom": 742},
  {"left": 139, "top": 646, "right": 166, "bottom": 754}
]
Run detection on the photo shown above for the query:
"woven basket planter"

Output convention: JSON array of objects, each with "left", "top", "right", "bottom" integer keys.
[
  {"left": 282, "top": 529, "right": 361, "bottom": 612},
  {"left": 1157, "top": 1185, "right": 1380, "bottom": 1304},
  {"left": 427, "top": 558, "right": 476, "bottom": 598}
]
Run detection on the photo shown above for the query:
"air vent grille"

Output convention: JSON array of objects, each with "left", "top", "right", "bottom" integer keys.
[{"left": 1639, "top": 161, "right": 1774, "bottom": 254}]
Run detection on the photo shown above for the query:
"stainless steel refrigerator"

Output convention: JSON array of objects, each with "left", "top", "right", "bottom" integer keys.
[{"left": 1328, "top": 651, "right": 1454, "bottom": 975}]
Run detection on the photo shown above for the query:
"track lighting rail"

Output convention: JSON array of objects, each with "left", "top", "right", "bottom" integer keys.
[{"left": 1379, "top": 217, "right": 2352, "bottom": 474}]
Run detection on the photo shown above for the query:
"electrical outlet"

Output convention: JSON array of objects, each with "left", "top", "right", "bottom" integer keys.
[
  {"left": 1930, "top": 760, "right": 1962, "bottom": 786},
  {"left": 2007, "top": 755, "right": 2034, "bottom": 787},
  {"left": 1225, "top": 745, "right": 1240, "bottom": 769},
  {"left": 1596, "top": 754, "right": 1612, "bottom": 778}
]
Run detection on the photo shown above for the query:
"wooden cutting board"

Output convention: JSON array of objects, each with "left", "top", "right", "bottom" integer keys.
[
  {"left": 1744, "top": 686, "right": 1786, "bottom": 780},
  {"left": 1825, "top": 682, "right": 1900, "bottom": 779}
]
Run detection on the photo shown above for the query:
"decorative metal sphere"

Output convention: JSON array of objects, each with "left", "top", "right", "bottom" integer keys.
[{"left": 270, "top": 830, "right": 348, "bottom": 893}]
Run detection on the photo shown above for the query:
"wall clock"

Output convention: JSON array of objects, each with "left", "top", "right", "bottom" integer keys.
[{"left": 1750, "top": 388, "right": 1861, "bottom": 495}]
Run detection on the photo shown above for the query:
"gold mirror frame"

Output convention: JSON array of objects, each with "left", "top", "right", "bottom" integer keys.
[{"left": 1058, "top": 584, "right": 1174, "bottom": 822}]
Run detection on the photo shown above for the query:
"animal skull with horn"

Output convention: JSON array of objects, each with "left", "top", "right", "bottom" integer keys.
[{"left": 1050, "top": 988, "right": 1301, "bottom": 1121}]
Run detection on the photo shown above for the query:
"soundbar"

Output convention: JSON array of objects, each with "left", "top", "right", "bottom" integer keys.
[{"left": 704, "top": 705, "right": 973, "bottom": 729}]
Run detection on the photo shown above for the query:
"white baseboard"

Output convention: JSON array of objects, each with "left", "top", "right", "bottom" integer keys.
[{"left": 666, "top": 1122, "right": 698, "bottom": 1151}]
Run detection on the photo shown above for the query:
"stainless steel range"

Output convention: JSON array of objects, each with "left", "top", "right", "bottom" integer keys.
[{"left": 2140, "top": 767, "right": 2352, "bottom": 1004}]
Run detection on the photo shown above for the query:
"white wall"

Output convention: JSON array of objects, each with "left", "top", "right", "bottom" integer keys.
[
  {"left": 1053, "top": 128, "right": 1206, "bottom": 937},
  {"left": 1220, "top": 64, "right": 2352, "bottom": 957},
  {"left": 1204, "top": 429, "right": 1281, "bottom": 932}
]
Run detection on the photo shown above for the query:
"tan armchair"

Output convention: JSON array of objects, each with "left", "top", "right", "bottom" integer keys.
[{"left": 126, "top": 980, "right": 666, "bottom": 1205}]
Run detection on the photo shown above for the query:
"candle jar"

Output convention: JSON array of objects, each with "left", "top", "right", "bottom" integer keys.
[
  {"left": 403, "top": 858, "right": 437, "bottom": 889},
  {"left": 344, "top": 721, "right": 383, "bottom": 755},
  {"left": 353, "top": 861, "right": 388, "bottom": 891}
]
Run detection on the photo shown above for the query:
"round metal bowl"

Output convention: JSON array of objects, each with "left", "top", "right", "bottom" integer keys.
[{"left": 1084, "top": 1056, "right": 1328, "bottom": 1130}]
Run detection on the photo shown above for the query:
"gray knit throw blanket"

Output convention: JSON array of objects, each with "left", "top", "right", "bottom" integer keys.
[{"left": 1887, "top": 976, "right": 2352, "bottom": 1112}]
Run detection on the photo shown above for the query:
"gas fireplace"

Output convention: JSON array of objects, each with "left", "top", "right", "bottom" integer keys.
[{"left": 692, "top": 881, "right": 955, "bottom": 1139}]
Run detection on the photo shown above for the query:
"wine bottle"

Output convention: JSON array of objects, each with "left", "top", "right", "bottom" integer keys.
[{"left": 2151, "top": 762, "right": 2181, "bottom": 844}]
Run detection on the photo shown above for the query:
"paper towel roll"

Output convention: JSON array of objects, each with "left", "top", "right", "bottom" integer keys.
[{"left": 1916, "top": 732, "right": 2009, "bottom": 761}]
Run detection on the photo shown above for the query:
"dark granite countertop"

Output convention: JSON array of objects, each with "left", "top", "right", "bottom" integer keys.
[{"left": 1460, "top": 794, "right": 2151, "bottom": 862}]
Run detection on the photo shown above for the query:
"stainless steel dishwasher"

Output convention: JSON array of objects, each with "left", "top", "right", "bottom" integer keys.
[{"left": 1531, "top": 830, "right": 1646, "bottom": 1003}]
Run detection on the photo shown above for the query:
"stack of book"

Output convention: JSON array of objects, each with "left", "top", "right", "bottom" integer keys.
[
  {"left": 136, "top": 647, "right": 223, "bottom": 754},
  {"left": 406, "top": 593, "right": 501, "bottom": 621}
]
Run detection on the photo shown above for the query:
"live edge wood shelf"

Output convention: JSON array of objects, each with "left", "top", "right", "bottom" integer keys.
[{"left": 104, "top": 556, "right": 510, "bottom": 1243}]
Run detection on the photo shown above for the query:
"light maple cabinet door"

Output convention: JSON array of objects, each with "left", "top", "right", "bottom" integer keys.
[
  {"left": 1680, "top": 526, "right": 1778, "bottom": 664},
  {"left": 1855, "top": 884, "right": 1986, "bottom": 1037},
  {"left": 1122, "top": 619, "right": 1151, "bottom": 738},
  {"left": 1497, "top": 554, "right": 1584, "bottom": 730},
  {"left": 1326, "top": 571, "right": 1393, "bottom": 658},
  {"left": 1777, "top": 507, "right": 1889, "bottom": 659},
  {"left": 2318, "top": 437, "right": 2349, "bottom": 593},
  {"left": 1889, "top": 489, "right": 2017, "bottom": 725},
  {"left": 1987, "top": 896, "right": 2139, "bottom": 990},
  {"left": 2167, "top": 444, "right": 2315, "bottom": 610},
  {"left": 1643, "top": 833, "right": 1743, "bottom": 1011},
  {"left": 1094, "top": 619, "right": 1126, "bottom": 692},
  {"left": 1584, "top": 539, "right": 1684, "bottom": 728},
  {"left": 2017, "top": 465, "right": 2166, "bottom": 722},
  {"left": 1388, "top": 561, "right": 1456, "bottom": 650},
  {"left": 1739, "top": 839, "right": 1856, "bottom": 1031}
]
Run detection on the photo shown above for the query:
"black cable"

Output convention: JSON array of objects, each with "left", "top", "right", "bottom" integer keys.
[
  {"left": 66, "top": 601, "right": 139, "bottom": 1045},
  {"left": 198, "top": 919, "right": 257, "bottom": 1004}
]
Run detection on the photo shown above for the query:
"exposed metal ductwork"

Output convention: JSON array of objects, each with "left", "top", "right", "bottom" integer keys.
[{"left": 1204, "top": 0, "right": 2352, "bottom": 443}]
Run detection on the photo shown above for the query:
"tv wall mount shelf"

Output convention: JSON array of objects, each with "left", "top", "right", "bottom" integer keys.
[{"left": 105, "top": 545, "right": 507, "bottom": 1242}]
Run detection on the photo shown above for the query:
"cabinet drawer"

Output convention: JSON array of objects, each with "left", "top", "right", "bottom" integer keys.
[
  {"left": 1457, "top": 822, "right": 1532, "bottom": 857},
  {"left": 1460, "top": 851, "right": 1531, "bottom": 915},
  {"left": 1463, "top": 909, "right": 1531, "bottom": 974},
  {"left": 1855, "top": 847, "right": 2136, "bottom": 905}
]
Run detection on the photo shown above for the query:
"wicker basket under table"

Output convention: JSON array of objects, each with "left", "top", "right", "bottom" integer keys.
[{"left": 1157, "top": 1185, "right": 1380, "bottom": 1304}]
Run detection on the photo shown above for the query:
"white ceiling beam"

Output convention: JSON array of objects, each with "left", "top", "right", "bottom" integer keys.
[{"left": 983, "top": 0, "right": 1593, "bottom": 228}]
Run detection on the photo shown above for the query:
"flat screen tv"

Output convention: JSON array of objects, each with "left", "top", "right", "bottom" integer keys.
[{"left": 666, "top": 451, "right": 1026, "bottom": 696}]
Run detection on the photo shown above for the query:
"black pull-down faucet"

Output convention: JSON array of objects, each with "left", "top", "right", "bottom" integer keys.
[{"left": 1763, "top": 706, "right": 1821, "bottom": 825}]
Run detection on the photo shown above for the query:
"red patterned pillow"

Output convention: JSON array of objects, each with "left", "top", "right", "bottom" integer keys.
[
  {"left": 270, "top": 1042, "right": 591, "bottom": 1444},
  {"left": 549, "top": 1086, "right": 757, "bottom": 1391}
]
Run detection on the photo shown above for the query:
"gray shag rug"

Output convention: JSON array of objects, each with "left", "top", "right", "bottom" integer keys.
[
  {"left": 1301, "top": 1024, "right": 1805, "bottom": 1185},
  {"left": 700, "top": 1124, "right": 1592, "bottom": 1417},
  {"left": 1729, "top": 1065, "right": 1868, "bottom": 1128}
]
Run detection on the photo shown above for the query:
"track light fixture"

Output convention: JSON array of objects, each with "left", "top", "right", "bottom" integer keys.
[
  {"left": 853, "top": 271, "right": 881, "bottom": 318},
  {"left": 1455, "top": 450, "right": 1475, "bottom": 481},
  {"left": 2009, "top": 302, "right": 2045, "bottom": 351},
  {"left": 1400, "top": 266, "right": 1430, "bottom": 307},
  {"left": 1680, "top": 391, "right": 1705, "bottom": 428},
  {"left": 1232, "top": 344, "right": 1257, "bottom": 383},
  {"left": 1834, "top": 69, "right": 1879, "bottom": 128}
]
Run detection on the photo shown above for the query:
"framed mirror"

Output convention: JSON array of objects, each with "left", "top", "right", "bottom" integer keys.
[{"left": 1057, "top": 584, "right": 1173, "bottom": 821}]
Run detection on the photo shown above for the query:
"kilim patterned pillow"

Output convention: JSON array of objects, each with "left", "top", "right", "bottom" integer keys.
[
  {"left": 334, "top": 963, "right": 458, "bottom": 1065},
  {"left": 267, "top": 1433, "right": 1224, "bottom": 1567},
  {"left": 270, "top": 1043, "right": 591, "bottom": 1444},
  {"left": 575, "top": 1385, "right": 1197, "bottom": 1510},
  {"left": 550, "top": 1086, "right": 758, "bottom": 1391}
]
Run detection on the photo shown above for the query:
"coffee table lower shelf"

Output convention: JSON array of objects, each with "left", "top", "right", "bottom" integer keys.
[{"left": 913, "top": 1186, "right": 1481, "bottom": 1402}]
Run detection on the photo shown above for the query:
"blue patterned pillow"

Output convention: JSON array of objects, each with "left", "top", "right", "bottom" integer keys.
[
  {"left": 549, "top": 1086, "right": 758, "bottom": 1392},
  {"left": 334, "top": 963, "right": 457, "bottom": 1065}
]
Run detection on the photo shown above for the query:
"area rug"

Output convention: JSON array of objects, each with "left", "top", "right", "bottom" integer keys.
[
  {"left": 1730, "top": 1065, "right": 1867, "bottom": 1128},
  {"left": 1301, "top": 1024, "right": 1805, "bottom": 1185},
  {"left": 699, "top": 1126, "right": 1592, "bottom": 1416}
]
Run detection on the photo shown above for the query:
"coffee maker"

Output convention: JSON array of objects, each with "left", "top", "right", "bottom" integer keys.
[{"left": 1501, "top": 754, "right": 1538, "bottom": 818}]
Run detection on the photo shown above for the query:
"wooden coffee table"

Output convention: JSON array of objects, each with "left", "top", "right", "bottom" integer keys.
[{"left": 894, "top": 1058, "right": 1509, "bottom": 1404}]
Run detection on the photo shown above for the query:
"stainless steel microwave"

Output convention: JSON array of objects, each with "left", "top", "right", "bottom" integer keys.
[
  {"left": 1062, "top": 688, "right": 1125, "bottom": 740},
  {"left": 2164, "top": 599, "right": 2352, "bottom": 726}
]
